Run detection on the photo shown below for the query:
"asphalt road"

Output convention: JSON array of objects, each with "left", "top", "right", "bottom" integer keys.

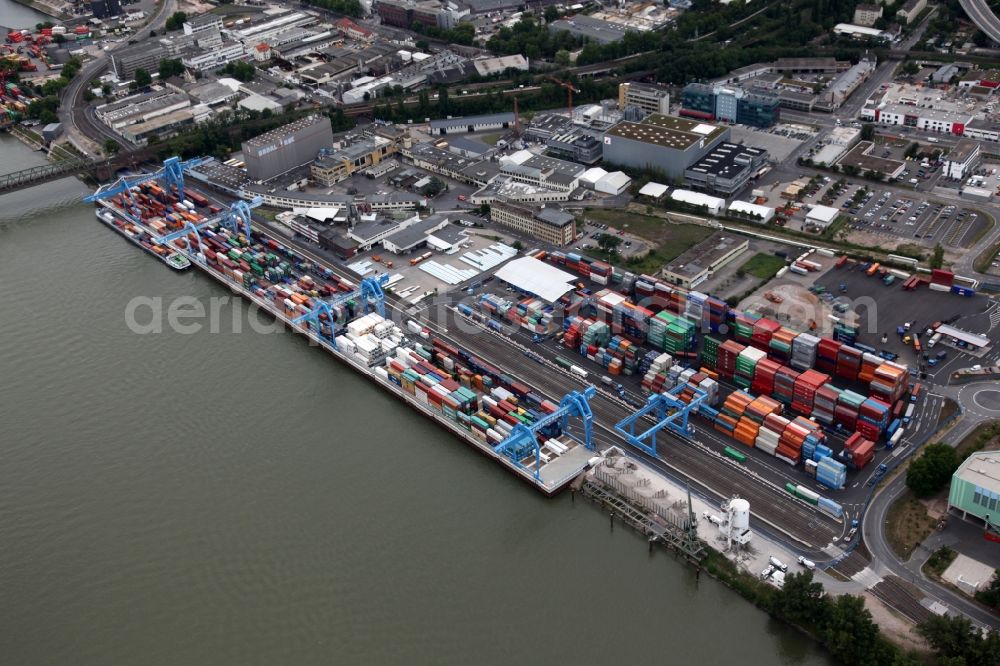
[
  {"left": 959, "top": 0, "right": 1000, "bottom": 45},
  {"left": 59, "top": 0, "right": 177, "bottom": 157},
  {"left": 863, "top": 456, "right": 998, "bottom": 629}
]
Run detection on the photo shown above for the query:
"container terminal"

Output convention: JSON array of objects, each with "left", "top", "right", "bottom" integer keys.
[
  {"left": 87, "top": 159, "right": 597, "bottom": 496},
  {"left": 85, "top": 156, "right": 955, "bottom": 562}
]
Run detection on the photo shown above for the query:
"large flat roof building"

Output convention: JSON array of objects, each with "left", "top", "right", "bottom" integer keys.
[
  {"left": 661, "top": 232, "right": 748, "bottom": 289},
  {"left": 548, "top": 14, "right": 633, "bottom": 44},
  {"left": 490, "top": 201, "right": 576, "bottom": 246},
  {"left": 602, "top": 114, "right": 730, "bottom": 178},
  {"left": 242, "top": 115, "right": 334, "bottom": 182},
  {"left": 684, "top": 142, "right": 769, "bottom": 196}
]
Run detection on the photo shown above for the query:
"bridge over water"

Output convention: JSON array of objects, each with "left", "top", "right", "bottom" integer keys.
[{"left": 0, "top": 149, "right": 155, "bottom": 196}]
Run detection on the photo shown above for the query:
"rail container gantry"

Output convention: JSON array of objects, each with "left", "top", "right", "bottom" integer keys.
[
  {"left": 151, "top": 197, "right": 263, "bottom": 254},
  {"left": 84, "top": 156, "right": 207, "bottom": 221},
  {"left": 614, "top": 385, "right": 708, "bottom": 458},
  {"left": 495, "top": 385, "right": 596, "bottom": 480},
  {"left": 292, "top": 273, "right": 388, "bottom": 348}
]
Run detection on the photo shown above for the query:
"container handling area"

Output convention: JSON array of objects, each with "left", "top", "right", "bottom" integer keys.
[
  {"left": 85, "top": 157, "right": 596, "bottom": 496},
  {"left": 88, "top": 155, "right": 950, "bottom": 563}
]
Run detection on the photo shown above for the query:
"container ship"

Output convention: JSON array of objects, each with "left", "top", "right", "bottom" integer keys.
[
  {"left": 95, "top": 186, "right": 592, "bottom": 496},
  {"left": 96, "top": 207, "right": 191, "bottom": 271}
]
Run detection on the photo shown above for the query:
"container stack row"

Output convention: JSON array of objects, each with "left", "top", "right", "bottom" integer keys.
[{"left": 564, "top": 316, "right": 611, "bottom": 350}]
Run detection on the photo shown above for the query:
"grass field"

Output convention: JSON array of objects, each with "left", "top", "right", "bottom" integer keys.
[
  {"left": 479, "top": 134, "right": 502, "bottom": 146},
  {"left": 582, "top": 209, "right": 715, "bottom": 275},
  {"left": 886, "top": 491, "right": 938, "bottom": 559},
  {"left": 738, "top": 253, "right": 786, "bottom": 280}
]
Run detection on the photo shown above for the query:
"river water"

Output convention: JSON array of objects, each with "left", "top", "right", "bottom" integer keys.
[
  {"left": 0, "top": 0, "right": 50, "bottom": 28},
  {"left": 0, "top": 135, "right": 834, "bottom": 664}
]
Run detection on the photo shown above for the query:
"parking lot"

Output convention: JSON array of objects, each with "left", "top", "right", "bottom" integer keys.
[
  {"left": 807, "top": 262, "right": 993, "bottom": 377},
  {"left": 574, "top": 218, "right": 648, "bottom": 258},
  {"left": 822, "top": 182, "right": 984, "bottom": 249}
]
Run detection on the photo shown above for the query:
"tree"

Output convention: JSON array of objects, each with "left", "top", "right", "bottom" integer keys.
[
  {"left": 83, "top": 89, "right": 95, "bottom": 102},
  {"left": 544, "top": 5, "right": 559, "bottom": 22},
  {"left": 918, "top": 614, "right": 1000, "bottom": 666},
  {"left": 104, "top": 138, "right": 120, "bottom": 154},
  {"left": 555, "top": 49, "right": 571, "bottom": 66},
  {"left": 158, "top": 59, "right": 185, "bottom": 80},
  {"left": 820, "top": 595, "right": 891, "bottom": 665},
  {"left": 860, "top": 123, "right": 876, "bottom": 141},
  {"left": 222, "top": 61, "right": 256, "bottom": 83},
  {"left": 101, "top": 82, "right": 112, "bottom": 97},
  {"left": 975, "top": 570, "right": 1000, "bottom": 608},
  {"left": 769, "top": 571, "right": 828, "bottom": 625},
  {"left": 133, "top": 68, "right": 152, "bottom": 89},
  {"left": 164, "top": 11, "right": 187, "bottom": 31},
  {"left": 53, "top": 33, "right": 65, "bottom": 44},
  {"left": 597, "top": 233, "right": 622, "bottom": 256},
  {"left": 906, "top": 443, "right": 959, "bottom": 498},
  {"left": 930, "top": 243, "right": 944, "bottom": 269},
  {"left": 905, "top": 142, "right": 919, "bottom": 158},
  {"left": 900, "top": 60, "right": 920, "bottom": 76}
]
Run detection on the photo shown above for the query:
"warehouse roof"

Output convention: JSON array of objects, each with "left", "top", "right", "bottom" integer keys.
[
  {"left": 429, "top": 112, "right": 515, "bottom": 130},
  {"left": 494, "top": 256, "right": 577, "bottom": 302},
  {"left": 638, "top": 181, "right": 668, "bottom": 198},
  {"left": 664, "top": 231, "right": 746, "bottom": 278},
  {"left": 806, "top": 205, "right": 840, "bottom": 224},
  {"left": 606, "top": 114, "right": 726, "bottom": 150},
  {"left": 954, "top": 451, "right": 1000, "bottom": 495},
  {"left": 727, "top": 200, "right": 774, "bottom": 218},
  {"left": 670, "top": 188, "right": 724, "bottom": 210},
  {"left": 687, "top": 142, "right": 768, "bottom": 179}
]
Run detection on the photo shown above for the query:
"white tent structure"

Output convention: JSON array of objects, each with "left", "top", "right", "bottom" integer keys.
[{"left": 494, "top": 256, "right": 578, "bottom": 302}]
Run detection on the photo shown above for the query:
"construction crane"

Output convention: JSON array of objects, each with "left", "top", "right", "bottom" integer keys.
[
  {"left": 614, "top": 385, "right": 708, "bottom": 458},
  {"left": 495, "top": 386, "right": 595, "bottom": 481},
  {"left": 152, "top": 197, "right": 263, "bottom": 253},
  {"left": 548, "top": 76, "right": 580, "bottom": 117},
  {"left": 292, "top": 273, "right": 389, "bottom": 347},
  {"left": 84, "top": 156, "right": 207, "bottom": 223}
]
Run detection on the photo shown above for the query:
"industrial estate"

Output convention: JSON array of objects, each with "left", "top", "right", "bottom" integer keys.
[{"left": 5, "top": 0, "right": 1000, "bottom": 660}]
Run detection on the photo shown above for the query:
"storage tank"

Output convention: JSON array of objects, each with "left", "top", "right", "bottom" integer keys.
[{"left": 729, "top": 498, "right": 750, "bottom": 532}]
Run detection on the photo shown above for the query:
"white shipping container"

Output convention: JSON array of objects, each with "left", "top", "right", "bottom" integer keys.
[{"left": 929, "top": 282, "right": 951, "bottom": 292}]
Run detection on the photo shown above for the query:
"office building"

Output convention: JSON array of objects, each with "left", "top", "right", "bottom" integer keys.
[
  {"left": 896, "top": 0, "right": 926, "bottom": 23},
  {"left": 375, "top": 0, "right": 458, "bottom": 30},
  {"left": 490, "top": 201, "right": 576, "bottom": 246},
  {"left": 545, "top": 131, "right": 603, "bottom": 165},
  {"left": 948, "top": 451, "right": 1000, "bottom": 526},
  {"left": 852, "top": 3, "right": 882, "bottom": 26},
  {"left": 618, "top": 82, "right": 671, "bottom": 116},
  {"left": 243, "top": 115, "right": 334, "bottom": 182},
  {"left": 181, "top": 41, "right": 246, "bottom": 72},
  {"left": 310, "top": 136, "right": 399, "bottom": 186},
  {"left": 680, "top": 83, "right": 780, "bottom": 128},
  {"left": 111, "top": 43, "right": 169, "bottom": 79},
  {"left": 943, "top": 139, "right": 981, "bottom": 180},
  {"left": 602, "top": 114, "right": 730, "bottom": 179},
  {"left": 183, "top": 13, "right": 223, "bottom": 38}
]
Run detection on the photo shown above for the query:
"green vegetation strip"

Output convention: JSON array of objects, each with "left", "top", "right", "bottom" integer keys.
[
  {"left": 580, "top": 208, "right": 715, "bottom": 275},
  {"left": 738, "top": 253, "right": 786, "bottom": 280}
]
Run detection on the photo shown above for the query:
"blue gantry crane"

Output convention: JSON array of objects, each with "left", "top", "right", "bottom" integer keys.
[
  {"left": 84, "top": 156, "right": 207, "bottom": 223},
  {"left": 494, "top": 386, "right": 595, "bottom": 480},
  {"left": 292, "top": 274, "right": 389, "bottom": 347},
  {"left": 152, "top": 197, "right": 263, "bottom": 253},
  {"left": 614, "top": 384, "right": 708, "bottom": 457}
]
